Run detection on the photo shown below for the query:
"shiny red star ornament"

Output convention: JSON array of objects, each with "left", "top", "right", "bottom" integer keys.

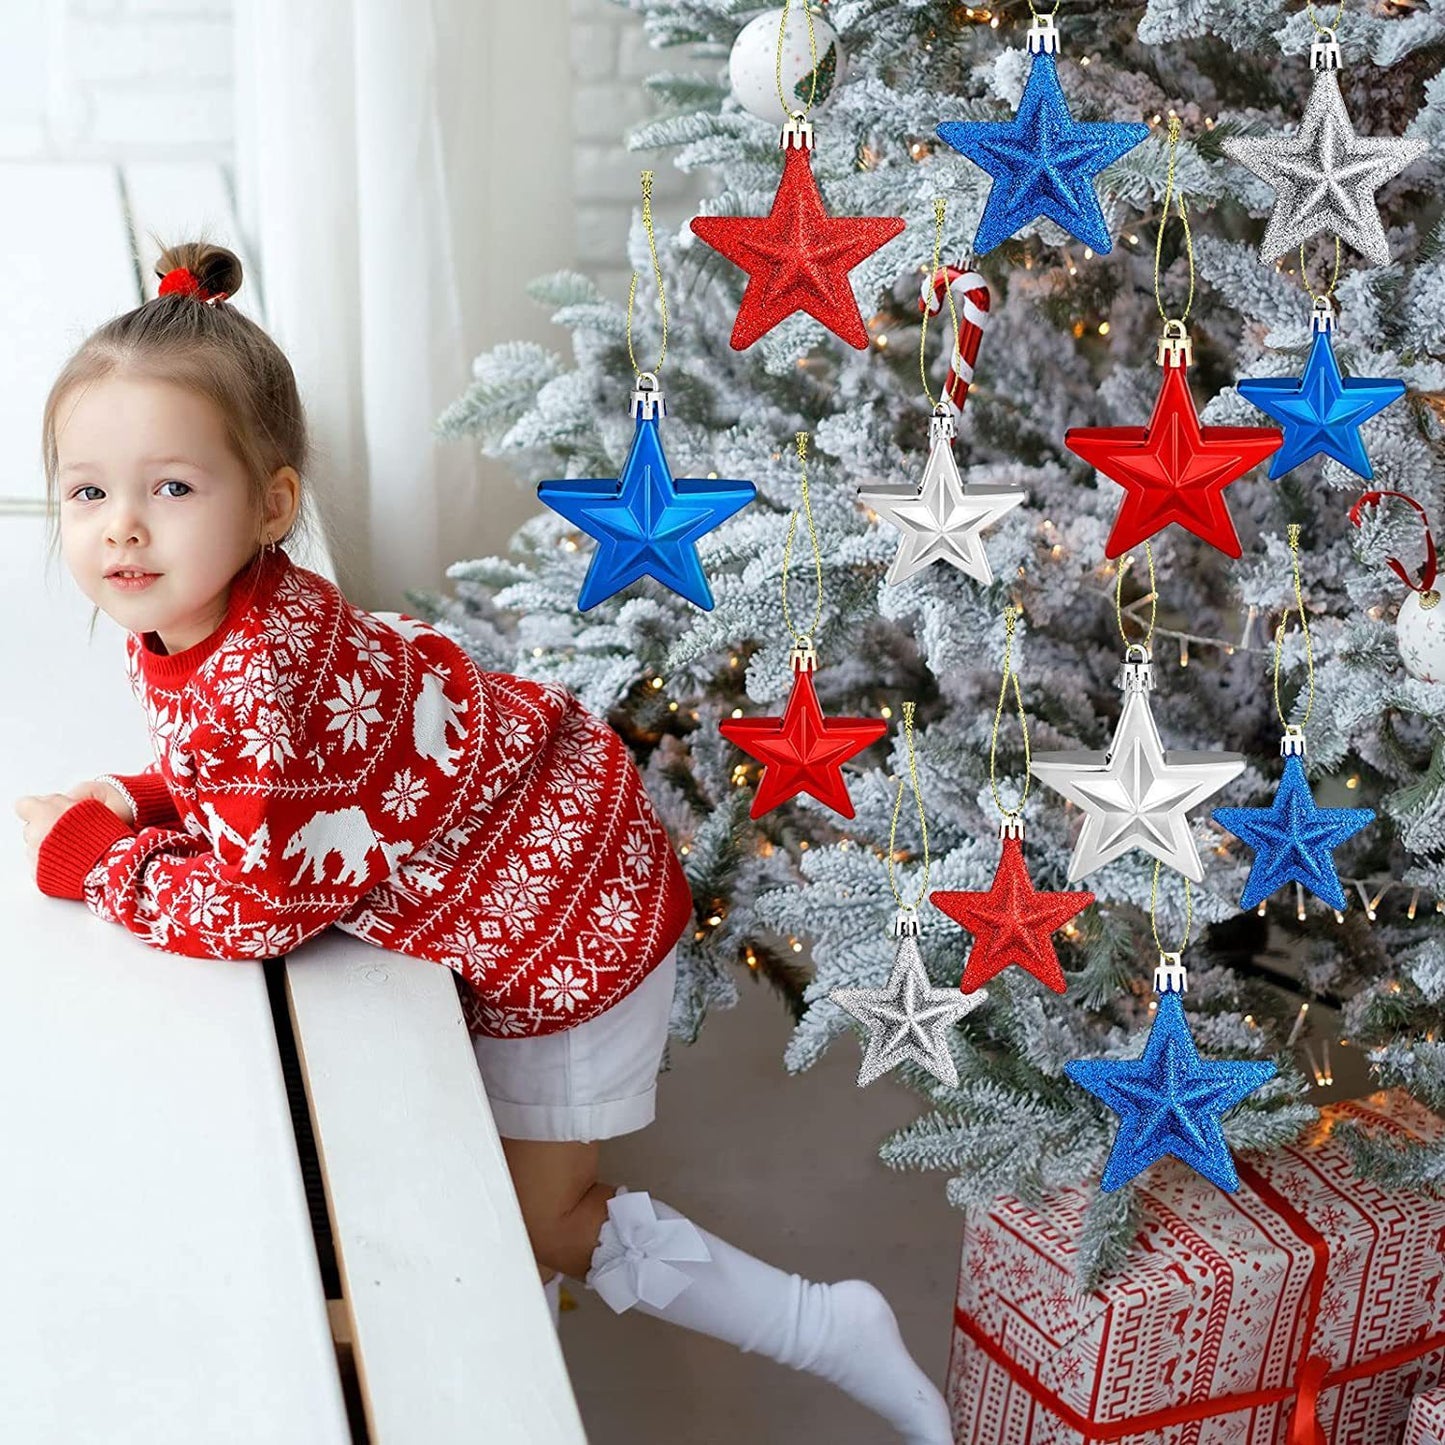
[
  {"left": 1066, "top": 344, "right": 1282, "bottom": 559},
  {"left": 929, "top": 831, "right": 1094, "bottom": 994},
  {"left": 719, "top": 647, "right": 888, "bottom": 819},
  {"left": 690, "top": 123, "right": 906, "bottom": 351}
]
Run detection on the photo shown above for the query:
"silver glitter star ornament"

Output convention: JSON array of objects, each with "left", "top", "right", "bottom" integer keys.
[
  {"left": 1029, "top": 649, "right": 1246, "bottom": 884},
  {"left": 1221, "top": 30, "right": 1427, "bottom": 267},
  {"left": 858, "top": 407, "right": 1025, "bottom": 587},
  {"left": 830, "top": 909, "right": 987, "bottom": 1088}
]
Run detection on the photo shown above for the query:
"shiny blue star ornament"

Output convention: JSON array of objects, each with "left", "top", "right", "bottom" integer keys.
[
  {"left": 935, "top": 15, "right": 1149, "bottom": 256},
  {"left": 1236, "top": 298, "right": 1406, "bottom": 481},
  {"left": 1212, "top": 733, "right": 1373, "bottom": 912},
  {"left": 1065, "top": 956, "right": 1277, "bottom": 1194},
  {"left": 538, "top": 373, "right": 755, "bottom": 612}
]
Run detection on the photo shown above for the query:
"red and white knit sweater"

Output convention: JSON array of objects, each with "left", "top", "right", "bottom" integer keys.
[{"left": 37, "top": 546, "right": 695, "bottom": 1038}]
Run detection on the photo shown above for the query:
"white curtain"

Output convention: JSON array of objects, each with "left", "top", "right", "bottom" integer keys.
[{"left": 233, "top": 0, "right": 574, "bottom": 612}]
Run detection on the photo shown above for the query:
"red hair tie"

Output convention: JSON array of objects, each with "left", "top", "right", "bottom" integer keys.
[{"left": 157, "top": 267, "right": 226, "bottom": 304}]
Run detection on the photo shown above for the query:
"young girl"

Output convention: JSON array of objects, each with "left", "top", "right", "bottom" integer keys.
[{"left": 14, "top": 242, "right": 952, "bottom": 1444}]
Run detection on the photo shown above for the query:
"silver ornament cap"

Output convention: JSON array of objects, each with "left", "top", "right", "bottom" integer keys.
[{"left": 630, "top": 371, "right": 667, "bottom": 421}]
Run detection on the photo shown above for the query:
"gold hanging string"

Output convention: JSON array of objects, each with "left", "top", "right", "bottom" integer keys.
[
  {"left": 625, "top": 171, "right": 669, "bottom": 377},
  {"left": 1114, "top": 542, "right": 1158, "bottom": 651},
  {"left": 919, "top": 197, "right": 964, "bottom": 410},
  {"left": 1273, "top": 523, "right": 1316, "bottom": 735},
  {"left": 1307, "top": 1, "right": 1345, "bottom": 32},
  {"left": 775, "top": 0, "right": 820, "bottom": 123},
  {"left": 989, "top": 606, "right": 1031, "bottom": 822},
  {"left": 888, "top": 701, "right": 932, "bottom": 910},
  {"left": 1150, "top": 860, "right": 1193, "bottom": 956},
  {"left": 1028, "top": 0, "right": 1062, "bottom": 17},
  {"left": 1299, "top": 237, "right": 1342, "bottom": 305},
  {"left": 1154, "top": 115, "right": 1196, "bottom": 329},
  {"left": 781, "top": 431, "right": 825, "bottom": 645}
]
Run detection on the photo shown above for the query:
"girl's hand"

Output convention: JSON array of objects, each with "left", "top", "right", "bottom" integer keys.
[
  {"left": 64, "top": 779, "right": 135, "bottom": 826},
  {"left": 13, "top": 794, "right": 81, "bottom": 882}
]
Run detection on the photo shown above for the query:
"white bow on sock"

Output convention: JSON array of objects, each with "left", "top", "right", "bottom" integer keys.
[{"left": 583, "top": 1189, "right": 953, "bottom": 1445}]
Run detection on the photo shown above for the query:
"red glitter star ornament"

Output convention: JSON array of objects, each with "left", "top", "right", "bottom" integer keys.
[
  {"left": 1066, "top": 327, "right": 1282, "bottom": 559},
  {"left": 929, "top": 827, "right": 1094, "bottom": 994},
  {"left": 690, "top": 119, "right": 906, "bottom": 351},
  {"left": 719, "top": 644, "right": 888, "bottom": 819}
]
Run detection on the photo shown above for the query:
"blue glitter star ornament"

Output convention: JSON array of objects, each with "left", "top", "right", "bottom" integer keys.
[
  {"left": 1212, "top": 737, "right": 1374, "bottom": 912},
  {"left": 1237, "top": 300, "right": 1405, "bottom": 482},
  {"left": 935, "top": 15, "right": 1148, "bottom": 256},
  {"left": 538, "top": 374, "right": 755, "bottom": 612},
  {"left": 1066, "top": 960, "right": 1277, "bottom": 1193}
]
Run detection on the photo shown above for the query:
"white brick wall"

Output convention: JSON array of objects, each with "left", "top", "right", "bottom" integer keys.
[
  {"left": 1, "top": 1, "right": 700, "bottom": 292},
  {"left": 570, "top": 0, "right": 708, "bottom": 300},
  {"left": 8, "top": 0, "right": 236, "bottom": 161}
]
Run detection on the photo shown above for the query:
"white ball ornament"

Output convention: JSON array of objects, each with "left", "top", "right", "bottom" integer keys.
[
  {"left": 728, "top": 7, "right": 846, "bottom": 123},
  {"left": 1398, "top": 587, "right": 1445, "bottom": 683}
]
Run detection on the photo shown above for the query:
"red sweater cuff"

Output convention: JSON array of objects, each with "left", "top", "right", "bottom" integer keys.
[
  {"left": 37, "top": 799, "right": 135, "bottom": 900},
  {"left": 105, "top": 769, "right": 180, "bottom": 828}
]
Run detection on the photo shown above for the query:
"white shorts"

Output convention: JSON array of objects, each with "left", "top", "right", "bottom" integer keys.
[{"left": 471, "top": 946, "right": 677, "bottom": 1143}]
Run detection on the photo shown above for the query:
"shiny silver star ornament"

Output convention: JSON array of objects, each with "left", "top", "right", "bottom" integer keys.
[
  {"left": 858, "top": 407, "right": 1025, "bottom": 587},
  {"left": 830, "top": 909, "right": 987, "bottom": 1088},
  {"left": 1029, "top": 650, "right": 1246, "bottom": 884},
  {"left": 1220, "top": 30, "right": 1427, "bottom": 267}
]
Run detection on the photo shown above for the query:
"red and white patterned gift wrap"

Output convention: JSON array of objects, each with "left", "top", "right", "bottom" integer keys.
[
  {"left": 1406, "top": 1385, "right": 1445, "bottom": 1445},
  {"left": 946, "top": 1091, "right": 1445, "bottom": 1444}
]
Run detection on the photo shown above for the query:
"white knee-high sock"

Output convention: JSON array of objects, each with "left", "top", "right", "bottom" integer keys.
[{"left": 583, "top": 1188, "right": 952, "bottom": 1445}]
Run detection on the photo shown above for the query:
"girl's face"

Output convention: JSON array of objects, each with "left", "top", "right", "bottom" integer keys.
[{"left": 56, "top": 374, "right": 265, "bottom": 655}]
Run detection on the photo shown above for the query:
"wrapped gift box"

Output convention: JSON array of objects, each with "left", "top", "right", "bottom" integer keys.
[
  {"left": 946, "top": 1090, "right": 1445, "bottom": 1444},
  {"left": 1407, "top": 1384, "right": 1445, "bottom": 1445}
]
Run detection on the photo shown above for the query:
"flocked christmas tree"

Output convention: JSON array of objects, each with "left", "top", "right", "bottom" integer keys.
[{"left": 412, "top": 0, "right": 1445, "bottom": 1283}]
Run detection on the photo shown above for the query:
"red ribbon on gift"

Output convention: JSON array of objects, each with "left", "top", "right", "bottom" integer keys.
[{"left": 954, "top": 1160, "right": 1445, "bottom": 1443}]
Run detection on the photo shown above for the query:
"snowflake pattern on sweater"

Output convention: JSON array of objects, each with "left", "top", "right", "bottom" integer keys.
[{"left": 38, "top": 546, "right": 695, "bottom": 1038}]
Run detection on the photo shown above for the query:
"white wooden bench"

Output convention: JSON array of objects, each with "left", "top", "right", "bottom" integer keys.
[{"left": 0, "top": 161, "right": 583, "bottom": 1444}]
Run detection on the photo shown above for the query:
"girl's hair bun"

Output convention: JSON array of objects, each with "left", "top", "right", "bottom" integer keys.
[{"left": 153, "top": 241, "right": 243, "bottom": 302}]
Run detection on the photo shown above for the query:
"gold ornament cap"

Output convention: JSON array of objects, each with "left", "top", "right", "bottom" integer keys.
[
  {"left": 1154, "top": 952, "right": 1189, "bottom": 995},
  {"left": 1157, "top": 319, "right": 1193, "bottom": 368},
  {"left": 1027, "top": 15, "right": 1060, "bottom": 55},
  {"left": 789, "top": 638, "right": 819, "bottom": 673},
  {"left": 781, "top": 116, "right": 815, "bottom": 151}
]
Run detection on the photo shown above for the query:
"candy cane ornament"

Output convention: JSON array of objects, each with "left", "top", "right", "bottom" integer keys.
[
  {"left": 858, "top": 263, "right": 1021, "bottom": 588},
  {"left": 920, "top": 265, "right": 990, "bottom": 419}
]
